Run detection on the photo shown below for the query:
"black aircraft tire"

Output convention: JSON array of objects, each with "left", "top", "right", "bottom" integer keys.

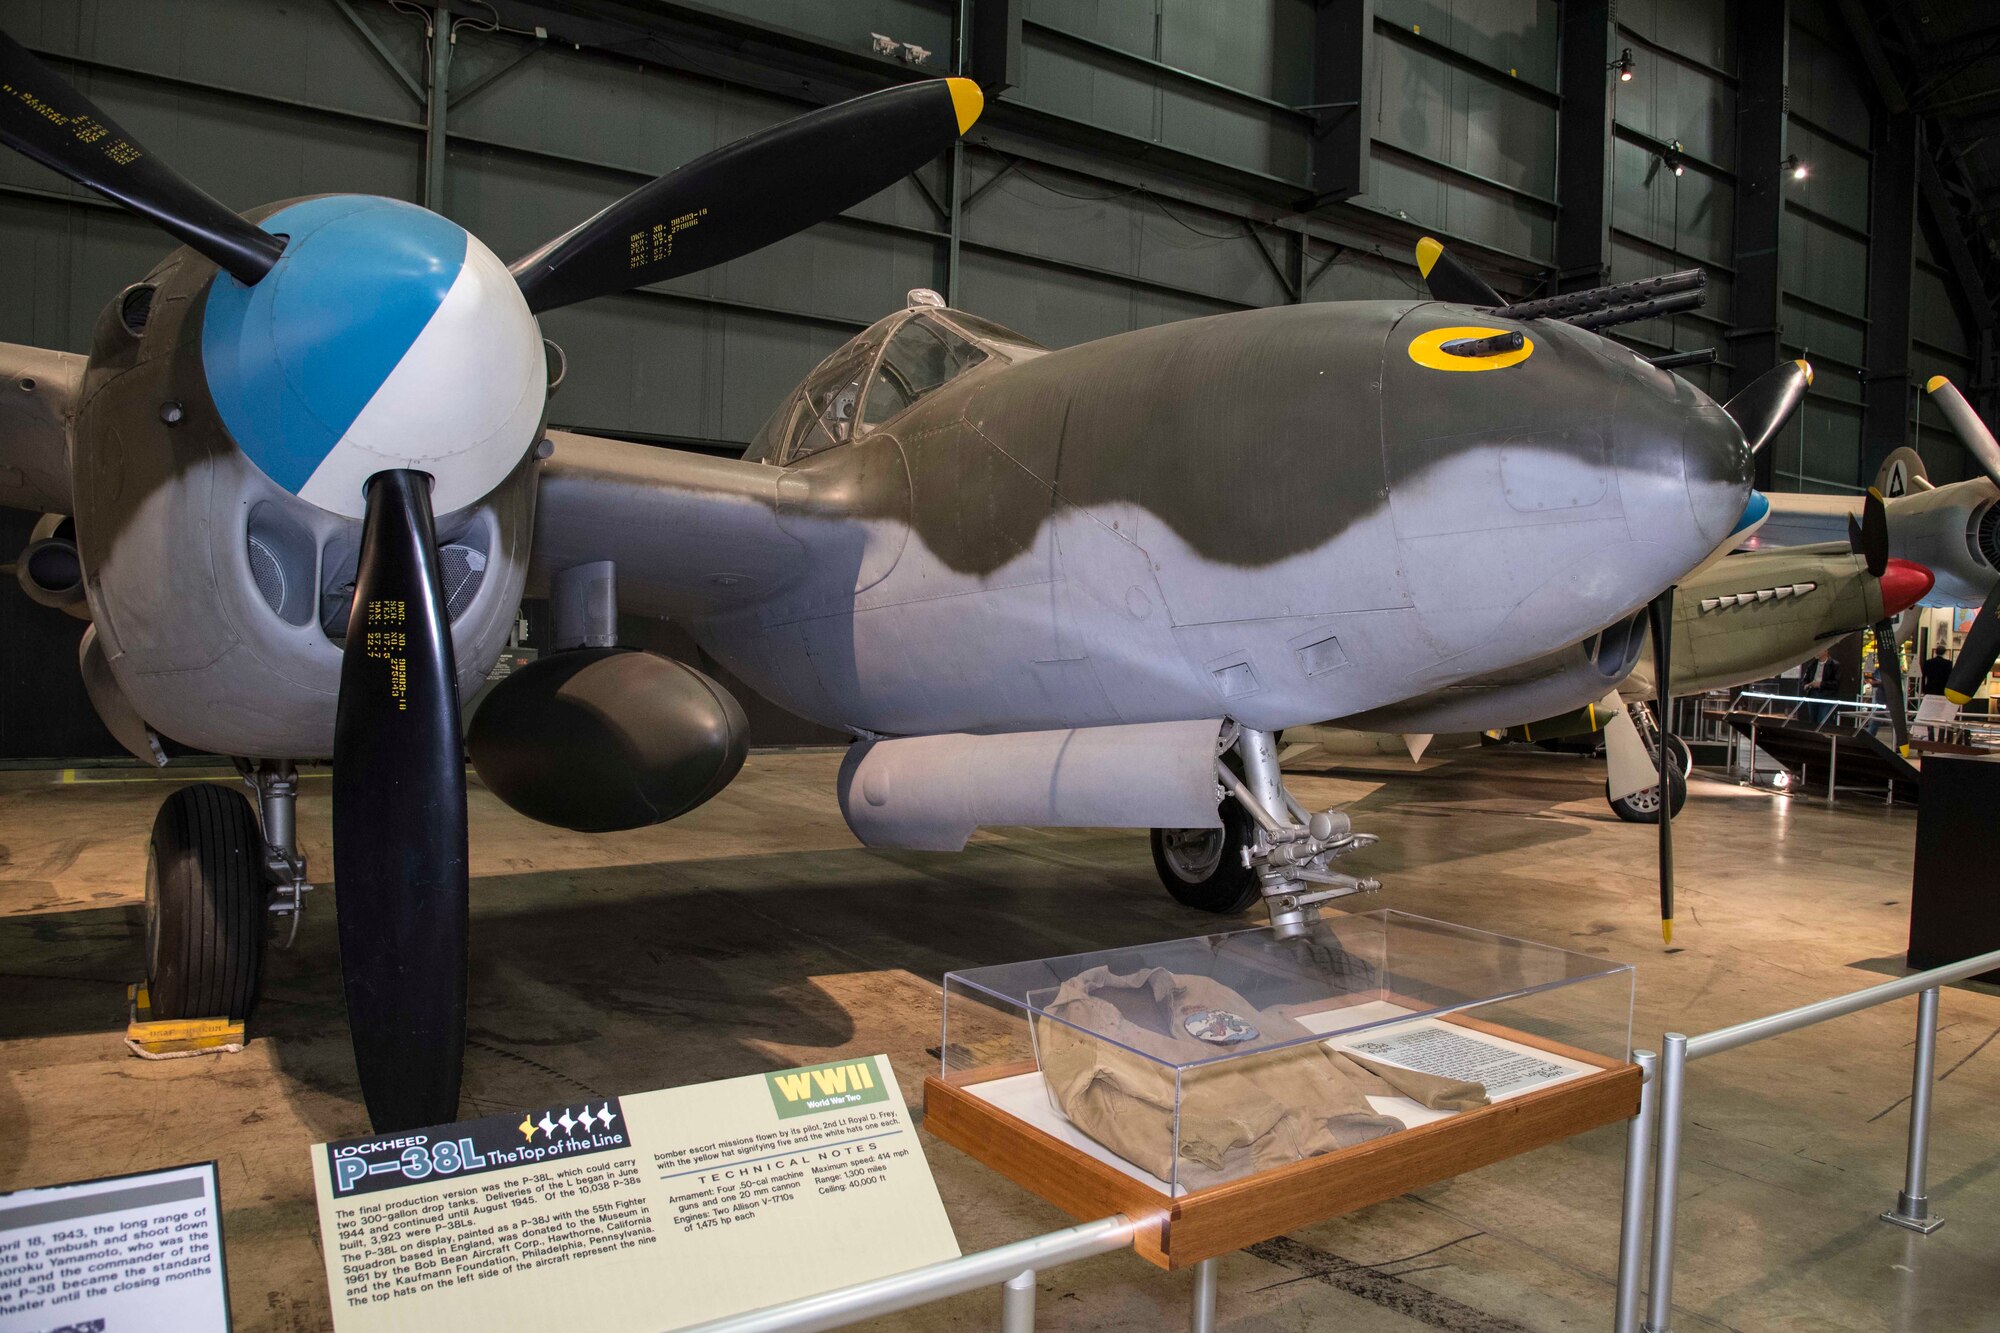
[
  {"left": 1151, "top": 800, "right": 1262, "bottom": 914},
  {"left": 1664, "top": 733, "right": 1693, "bottom": 779},
  {"left": 1606, "top": 767, "right": 1688, "bottom": 824},
  {"left": 146, "top": 784, "right": 268, "bottom": 1021}
]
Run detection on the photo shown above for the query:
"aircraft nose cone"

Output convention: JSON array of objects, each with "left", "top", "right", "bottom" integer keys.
[
  {"left": 1880, "top": 558, "right": 1935, "bottom": 617},
  {"left": 1676, "top": 397, "right": 1755, "bottom": 551},
  {"left": 1605, "top": 354, "right": 1753, "bottom": 565}
]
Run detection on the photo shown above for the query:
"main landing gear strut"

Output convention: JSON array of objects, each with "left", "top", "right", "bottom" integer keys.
[
  {"left": 140, "top": 760, "right": 311, "bottom": 1021},
  {"left": 1151, "top": 724, "right": 1381, "bottom": 936}
]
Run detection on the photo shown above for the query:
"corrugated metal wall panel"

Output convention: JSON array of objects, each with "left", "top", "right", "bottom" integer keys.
[
  {"left": 1363, "top": 22, "right": 1557, "bottom": 265},
  {"left": 1775, "top": 7, "right": 1875, "bottom": 493},
  {"left": 958, "top": 155, "right": 1287, "bottom": 310},
  {"left": 7, "top": 0, "right": 425, "bottom": 124},
  {"left": 1617, "top": 0, "right": 1735, "bottom": 75},
  {"left": 697, "top": 0, "right": 953, "bottom": 58},
  {"left": 0, "top": 0, "right": 1974, "bottom": 474},
  {"left": 1376, "top": 0, "right": 1559, "bottom": 88},
  {"left": 1159, "top": 0, "right": 1314, "bottom": 102},
  {"left": 958, "top": 246, "right": 1235, "bottom": 350}
]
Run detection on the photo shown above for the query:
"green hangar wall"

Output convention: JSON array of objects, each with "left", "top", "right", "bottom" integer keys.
[
  {"left": 0, "top": 0, "right": 1988, "bottom": 478},
  {"left": 0, "top": 0, "right": 1994, "bottom": 756}
]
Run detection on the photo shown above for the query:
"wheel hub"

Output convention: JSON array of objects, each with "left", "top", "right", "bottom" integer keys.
[{"left": 1160, "top": 827, "right": 1224, "bottom": 882}]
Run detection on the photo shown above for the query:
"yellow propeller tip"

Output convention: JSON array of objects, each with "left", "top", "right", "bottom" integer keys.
[
  {"left": 1926, "top": 374, "right": 1949, "bottom": 394},
  {"left": 946, "top": 78, "right": 984, "bottom": 134},
  {"left": 1946, "top": 688, "right": 1973, "bottom": 706},
  {"left": 1662, "top": 919, "right": 1674, "bottom": 945},
  {"left": 1794, "top": 359, "right": 1813, "bottom": 386},
  {"left": 1415, "top": 237, "right": 1444, "bottom": 278},
  {"left": 1867, "top": 485, "right": 1885, "bottom": 501}
]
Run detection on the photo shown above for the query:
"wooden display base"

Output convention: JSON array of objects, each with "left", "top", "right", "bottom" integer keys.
[{"left": 924, "top": 1015, "right": 1638, "bottom": 1270}]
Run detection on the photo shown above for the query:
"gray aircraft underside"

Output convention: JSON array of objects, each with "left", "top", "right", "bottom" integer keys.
[{"left": 1337, "top": 540, "right": 1891, "bottom": 736}]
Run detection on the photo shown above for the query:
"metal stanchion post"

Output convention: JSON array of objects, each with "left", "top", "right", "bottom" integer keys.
[
  {"left": 1189, "top": 1257, "right": 1218, "bottom": 1333},
  {"left": 1642, "top": 1034, "right": 1688, "bottom": 1333},
  {"left": 1614, "top": 1050, "right": 1659, "bottom": 1333},
  {"left": 996, "top": 1264, "right": 1032, "bottom": 1328},
  {"left": 1000, "top": 1269, "right": 1037, "bottom": 1332},
  {"left": 1881, "top": 987, "right": 1946, "bottom": 1234},
  {"left": 1827, "top": 735, "right": 1838, "bottom": 800}
]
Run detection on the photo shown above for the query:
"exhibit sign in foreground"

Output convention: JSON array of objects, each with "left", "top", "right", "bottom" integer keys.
[
  {"left": 0, "top": 1160, "right": 229, "bottom": 1331},
  {"left": 310, "top": 1055, "right": 959, "bottom": 1330}
]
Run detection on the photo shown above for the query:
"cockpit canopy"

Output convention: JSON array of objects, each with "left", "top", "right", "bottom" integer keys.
[{"left": 745, "top": 297, "right": 1045, "bottom": 465}]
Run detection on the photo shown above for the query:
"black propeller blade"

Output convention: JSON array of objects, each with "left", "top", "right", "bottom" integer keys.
[
  {"left": 513, "top": 78, "right": 983, "bottom": 314},
  {"left": 1846, "top": 487, "right": 1888, "bottom": 577},
  {"left": 1723, "top": 359, "right": 1813, "bottom": 455},
  {"left": 1647, "top": 588, "right": 1676, "bottom": 944},
  {"left": 1414, "top": 236, "right": 1502, "bottom": 307},
  {"left": 0, "top": 30, "right": 281, "bottom": 284},
  {"left": 1874, "top": 618, "right": 1911, "bottom": 754},
  {"left": 333, "top": 470, "right": 468, "bottom": 1132},
  {"left": 1945, "top": 579, "right": 2000, "bottom": 708}
]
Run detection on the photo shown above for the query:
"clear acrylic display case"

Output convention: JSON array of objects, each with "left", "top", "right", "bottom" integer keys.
[{"left": 935, "top": 910, "right": 1634, "bottom": 1196}]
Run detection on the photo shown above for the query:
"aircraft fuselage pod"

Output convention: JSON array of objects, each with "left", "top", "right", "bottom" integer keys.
[{"left": 539, "top": 299, "right": 1752, "bottom": 740}]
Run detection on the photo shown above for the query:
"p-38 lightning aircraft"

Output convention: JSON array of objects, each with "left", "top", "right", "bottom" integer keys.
[{"left": 0, "top": 36, "right": 1774, "bottom": 1130}]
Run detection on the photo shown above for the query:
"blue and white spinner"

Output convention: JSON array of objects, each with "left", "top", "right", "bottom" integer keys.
[{"left": 200, "top": 194, "right": 546, "bottom": 520}]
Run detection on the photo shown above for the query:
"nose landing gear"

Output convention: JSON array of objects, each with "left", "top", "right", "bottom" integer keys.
[{"left": 1150, "top": 725, "right": 1382, "bottom": 936}]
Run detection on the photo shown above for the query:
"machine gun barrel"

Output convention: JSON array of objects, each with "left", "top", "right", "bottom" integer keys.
[
  {"left": 1494, "top": 268, "right": 1706, "bottom": 323},
  {"left": 1566, "top": 289, "right": 1707, "bottom": 332}
]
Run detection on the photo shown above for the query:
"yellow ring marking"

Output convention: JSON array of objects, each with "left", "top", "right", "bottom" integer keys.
[{"left": 1407, "top": 325, "right": 1534, "bottom": 372}]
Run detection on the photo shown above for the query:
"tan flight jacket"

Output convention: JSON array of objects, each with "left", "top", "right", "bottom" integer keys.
[{"left": 1036, "top": 966, "right": 1487, "bottom": 1190}]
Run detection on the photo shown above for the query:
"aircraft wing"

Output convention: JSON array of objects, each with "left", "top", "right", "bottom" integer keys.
[
  {"left": 1751, "top": 491, "right": 1858, "bottom": 549},
  {"left": 529, "top": 429, "right": 807, "bottom": 618},
  {"left": 0, "top": 341, "right": 84, "bottom": 514}
]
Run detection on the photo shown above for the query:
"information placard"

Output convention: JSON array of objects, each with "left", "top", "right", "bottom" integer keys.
[
  {"left": 0, "top": 1160, "right": 229, "bottom": 1332},
  {"left": 310, "top": 1055, "right": 958, "bottom": 1331}
]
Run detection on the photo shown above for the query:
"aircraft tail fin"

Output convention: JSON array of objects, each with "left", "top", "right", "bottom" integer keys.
[{"left": 1873, "top": 446, "right": 1931, "bottom": 497}]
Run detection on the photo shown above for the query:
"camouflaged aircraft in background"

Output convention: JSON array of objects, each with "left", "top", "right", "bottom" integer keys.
[{"left": 0, "top": 19, "right": 1769, "bottom": 1129}]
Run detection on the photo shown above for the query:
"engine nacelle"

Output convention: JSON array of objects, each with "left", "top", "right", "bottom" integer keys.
[
  {"left": 466, "top": 648, "right": 749, "bottom": 832},
  {"left": 69, "top": 215, "right": 536, "bottom": 759},
  {"left": 15, "top": 513, "right": 88, "bottom": 619},
  {"left": 1882, "top": 480, "right": 2000, "bottom": 606},
  {"left": 837, "top": 719, "right": 1226, "bottom": 851}
]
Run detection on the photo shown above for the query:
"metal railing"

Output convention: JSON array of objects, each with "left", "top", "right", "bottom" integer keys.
[
  {"left": 679, "top": 940, "right": 2000, "bottom": 1333},
  {"left": 1625, "top": 946, "right": 2000, "bottom": 1333},
  {"left": 1721, "top": 691, "right": 1913, "bottom": 799},
  {"left": 678, "top": 1214, "right": 1164, "bottom": 1333}
]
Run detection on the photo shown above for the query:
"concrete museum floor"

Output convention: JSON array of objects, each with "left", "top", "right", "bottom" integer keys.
[{"left": 1, "top": 744, "right": 1995, "bottom": 1333}]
